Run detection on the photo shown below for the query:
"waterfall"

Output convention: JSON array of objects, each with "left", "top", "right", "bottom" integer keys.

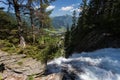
[{"left": 47, "top": 48, "right": 120, "bottom": 80}]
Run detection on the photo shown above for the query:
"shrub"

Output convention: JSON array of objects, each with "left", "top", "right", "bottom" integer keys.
[
  {"left": 0, "top": 40, "right": 16, "bottom": 53},
  {"left": 27, "top": 75, "right": 34, "bottom": 80}
]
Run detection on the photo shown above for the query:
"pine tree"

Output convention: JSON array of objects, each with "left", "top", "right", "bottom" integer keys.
[
  {"left": 71, "top": 10, "right": 77, "bottom": 31},
  {"left": 8, "top": 0, "right": 26, "bottom": 48},
  {"left": 66, "top": 0, "right": 120, "bottom": 54},
  {"left": 77, "top": 0, "right": 88, "bottom": 30},
  {"left": 64, "top": 25, "right": 71, "bottom": 57},
  {"left": 35, "top": 0, "right": 55, "bottom": 28}
]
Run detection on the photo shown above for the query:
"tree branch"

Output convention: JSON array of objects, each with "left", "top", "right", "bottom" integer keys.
[{"left": 0, "top": 1, "right": 8, "bottom": 5}]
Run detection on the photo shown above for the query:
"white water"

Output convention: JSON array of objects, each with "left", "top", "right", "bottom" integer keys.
[{"left": 47, "top": 48, "right": 120, "bottom": 80}]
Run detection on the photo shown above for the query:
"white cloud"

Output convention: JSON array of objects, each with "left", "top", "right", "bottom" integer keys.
[
  {"left": 70, "top": 8, "right": 82, "bottom": 12},
  {"left": 34, "top": 6, "right": 40, "bottom": 10},
  {"left": 60, "top": 3, "right": 81, "bottom": 12},
  {"left": 46, "top": 5, "right": 55, "bottom": 11},
  {"left": 77, "top": 8, "right": 82, "bottom": 12},
  {"left": 60, "top": 6, "right": 73, "bottom": 11}
]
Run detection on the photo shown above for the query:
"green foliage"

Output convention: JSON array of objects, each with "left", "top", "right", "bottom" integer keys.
[
  {"left": 36, "top": 34, "right": 64, "bottom": 62},
  {"left": 0, "top": 40, "right": 16, "bottom": 53},
  {"left": 27, "top": 75, "right": 34, "bottom": 80},
  {"left": 17, "top": 61, "right": 23, "bottom": 66},
  {"left": 0, "top": 10, "right": 18, "bottom": 42},
  {"left": 16, "top": 33, "right": 64, "bottom": 63},
  {"left": 0, "top": 75, "right": 2, "bottom": 80},
  {"left": 0, "top": 0, "right": 64, "bottom": 64},
  {"left": 71, "top": 10, "right": 77, "bottom": 30},
  {"left": 37, "top": 43, "right": 61, "bottom": 63},
  {"left": 65, "top": 0, "right": 120, "bottom": 56},
  {"left": 64, "top": 27, "right": 72, "bottom": 57},
  {"left": 0, "top": 27, "right": 64, "bottom": 63},
  {"left": 64, "top": 27, "right": 70, "bottom": 48},
  {"left": 11, "top": 38, "right": 19, "bottom": 44}
]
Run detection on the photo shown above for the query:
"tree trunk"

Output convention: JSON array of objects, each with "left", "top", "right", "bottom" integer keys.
[
  {"left": 13, "top": 0, "right": 26, "bottom": 48},
  {"left": 30, "top": 9, "right": 35, "bottom": 43},
  {"left": 39, "top": 0, "right": 44, "bottom": 28}
]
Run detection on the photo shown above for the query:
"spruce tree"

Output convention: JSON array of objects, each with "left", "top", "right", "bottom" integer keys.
[{"left": 64, "top": 26, "right": 71, "bottom": 57}]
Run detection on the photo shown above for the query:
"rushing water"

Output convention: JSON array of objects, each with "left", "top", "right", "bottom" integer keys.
[{"left": 47, "top": 48, "right": 120, "bottom": 80}]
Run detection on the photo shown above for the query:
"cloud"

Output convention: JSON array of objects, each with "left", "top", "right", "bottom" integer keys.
[
  {"left": 70, "top": 8, "right": 82, "bottom": 12},
  {"left": 60, "top": 3, "right": 81, "bottom": 12},
  {"left": 60, "top": 6, "right": 73, "bottom": 11},
  {"left": 46, "top": 5, "right": 55, "bottom": 11},
  {"left": 34, "top": 6, "right": 40, "bottom": 10}
]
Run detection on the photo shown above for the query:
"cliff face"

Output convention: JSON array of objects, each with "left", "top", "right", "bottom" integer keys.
[{"left": 72, "top": 30, "right": 120, "bottom": 54}]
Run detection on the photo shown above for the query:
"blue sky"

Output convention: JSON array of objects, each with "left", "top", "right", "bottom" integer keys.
[
  {"left": 47, "top": 0, "right": 82, "bottom": 16},
  {"left": 0, "top": 0, "right": 82, "bottom": 17}
]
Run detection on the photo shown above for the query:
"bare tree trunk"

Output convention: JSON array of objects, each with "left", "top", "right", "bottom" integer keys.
[
  {"left": 13, "top": 0, "right": 26, "bottom": 48},
  {"left": 40, "top": 0, "right": 44, "bottom": 28},
  {"left": 31, "top": 19, "right": 35, "bottom": 43},
  {"left": 30, "top": 8, "right": 35, "bottom": 43},
  {"left": 27, "top": 0, "right": 35, "bottom": 43}
]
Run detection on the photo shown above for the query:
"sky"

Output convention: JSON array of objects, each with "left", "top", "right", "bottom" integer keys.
[
  {"left": 47, "top": 0, "right": 82, "bottom": 17},
  {"left": 0, "top": 0, "right": 82, "bottom": 17}
]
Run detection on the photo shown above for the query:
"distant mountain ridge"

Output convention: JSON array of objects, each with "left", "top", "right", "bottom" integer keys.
[
  {"left": 52, "top": 15, "right": 73, "bottom": 29},
  {"left": 7, "top": 12, "right": 73, "bottom": 29}
]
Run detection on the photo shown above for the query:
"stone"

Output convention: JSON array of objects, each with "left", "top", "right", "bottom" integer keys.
[
  {"left": 35, "top": 73, "right": 63, "bottom": 80},
  {"left": 0, "top": 50, "right": 46, "bottom": 79},
  {"left": 0, "top": 63, "right": 5, "bottom": 73}
]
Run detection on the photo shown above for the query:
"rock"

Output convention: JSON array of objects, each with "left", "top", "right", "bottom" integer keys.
[
  {"left": 35, "top": 73, "right": 63, "bottom": 80},
  {"left": 4, "top": 74, "right": 27, "bottom": 80},
  {"left": 5, "top": 57, "right": 45, "bottom": 76},
  {"left": 0, "top": 63, "right": 5, "bottom": 73},
  {"left": 0, "top": 50, "right": 46, "bottom": 79}
]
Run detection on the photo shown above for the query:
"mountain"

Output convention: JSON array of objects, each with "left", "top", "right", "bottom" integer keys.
[
  {"left": 7, "top": 12, "right": 73, "bottom": 29},
  {"left": 52, "top": 15, "right": 73, "bottom": 29}
]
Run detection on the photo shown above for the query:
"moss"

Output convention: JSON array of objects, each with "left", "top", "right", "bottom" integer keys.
[
  {"left": 27, "top": 75, "right": 34, "bottom": 80},
  {"left": 0, "top": 40, "right": 17, "bottom": 54},
  {"left": 0, "top": 75, "right": 2, "bottom": 80},
  {"left": 17, "top": 61, "right": 23, "bottom": 66}
]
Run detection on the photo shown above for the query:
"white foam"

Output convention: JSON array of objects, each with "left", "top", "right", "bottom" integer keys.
[{"left": 47, "top": 48, "right": 120, "bottom": 80}]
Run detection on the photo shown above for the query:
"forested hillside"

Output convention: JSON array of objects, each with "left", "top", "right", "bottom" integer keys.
[{"left": 65, "top": 0, "right": 120, "bottom": 57}]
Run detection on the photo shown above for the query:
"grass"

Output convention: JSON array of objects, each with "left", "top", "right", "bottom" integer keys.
[
  {"left": 17, "top": 61, "right": 23, "bottom": 66},
  {"left": 0, "top": 74, "right": 2, "bottom": 80},
  {"left": 0, "top": 34, "right": 65, "bottom": 63},
  {"left": 27, "top": 75, "right": 34, "bottom": 80}
]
